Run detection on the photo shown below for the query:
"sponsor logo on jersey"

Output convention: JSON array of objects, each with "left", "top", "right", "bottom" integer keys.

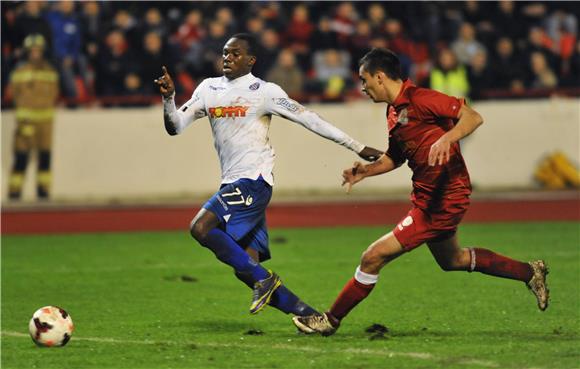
[
  {"left": 249, "top": 82, "right": 260, "bottom": 90},
  {"left": 273, "top": 98, "right": 304, "bottom": 113},
  {"left": 209, "top": 85, "right": 226, "bottom": 90},
  {"left": 209, "top": 106, "right": 249, "bottom": 118}
]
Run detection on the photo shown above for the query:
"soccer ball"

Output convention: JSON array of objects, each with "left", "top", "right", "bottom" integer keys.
[{"left": 28, "top": 306, "right": 74, "bottom": 347}]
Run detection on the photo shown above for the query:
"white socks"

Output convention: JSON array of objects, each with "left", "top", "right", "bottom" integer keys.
[{"left": 354, "top": 266, "right": 379, "bottom": 285}]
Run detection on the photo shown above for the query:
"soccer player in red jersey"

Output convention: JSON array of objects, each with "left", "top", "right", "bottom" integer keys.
[{"left": 292, "top": 48, "right": 549, "bottom": 336}]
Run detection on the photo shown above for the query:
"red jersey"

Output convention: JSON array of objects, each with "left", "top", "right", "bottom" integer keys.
[{"left": 385, "top": 80, "right": 472, "bottom": 212}]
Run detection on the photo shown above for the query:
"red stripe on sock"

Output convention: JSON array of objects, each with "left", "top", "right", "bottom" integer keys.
[
  {"left": 473, "top": 248, "right": 533, "bottom": 282},
  {"left": 329, "top": 278, "right": 375, "bottom": 321}
]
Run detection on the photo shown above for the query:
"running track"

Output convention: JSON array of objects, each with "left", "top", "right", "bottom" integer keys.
[{"left": 2, "top": 198, "right": 579, "bottom": 234}]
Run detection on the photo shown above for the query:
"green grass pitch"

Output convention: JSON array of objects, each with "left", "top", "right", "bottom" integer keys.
[{"left": 2, "top": 222, "right": 579, "bottom": 369}]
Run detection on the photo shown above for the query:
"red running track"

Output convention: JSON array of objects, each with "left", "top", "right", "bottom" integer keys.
[{"left": 2, "top": 199, "right": 579, "bottom": 234}]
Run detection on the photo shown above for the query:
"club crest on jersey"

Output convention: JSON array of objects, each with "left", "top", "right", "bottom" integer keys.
[
  {"left": 387, "top": 107, "right": 409, "bottom": 130},
  {"left": 397, "top": 108, "right": 409, "bottom": 125},
  {"left": 249, "top": 82, "right": 260, "bottom": 90},
  {"left": 209, "top": 106, "right": 249, "bottom": 118}
]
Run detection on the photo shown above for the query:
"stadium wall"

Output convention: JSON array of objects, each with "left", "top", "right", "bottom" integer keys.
[{"left": 1, "top": 98, "right": 578, "bottom": 201}]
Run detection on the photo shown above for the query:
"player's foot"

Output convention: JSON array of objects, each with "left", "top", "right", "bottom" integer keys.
[
  {"left": 292, "top": 312, "right": 339, "bottom": 336},
  {"left": 250, "top": 271, "right": 282, "bottom": 314},
  {"left": 527, "top": 260, "right": 549, "bottom": 311}
]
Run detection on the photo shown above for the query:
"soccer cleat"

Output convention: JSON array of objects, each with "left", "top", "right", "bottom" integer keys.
[
  {"left": 526, "top": 260, "right": 549, "bottom": 311},
  {"left": 250, "top": 271, "right": 282, "bottom": 314},
  {"left": 292, "top": 313, "right": 338, "bottom": 336}
]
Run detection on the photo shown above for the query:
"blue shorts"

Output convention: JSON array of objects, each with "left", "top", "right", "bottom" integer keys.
[{"left": 203, "top": 177, "right": 273, "bottom": 261}]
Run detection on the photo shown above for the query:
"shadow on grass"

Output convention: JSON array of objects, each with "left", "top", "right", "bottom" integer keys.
[{"left": 390, "top": 328, "right": 579, "bottom": 342}]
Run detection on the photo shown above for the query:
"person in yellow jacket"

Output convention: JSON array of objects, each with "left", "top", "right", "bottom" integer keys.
[
  {"left": 430, "top": 48, "right": 470, "bottom": 99},
  {"left": 8, "top": 34, "right": 59, "bottom": 200}
]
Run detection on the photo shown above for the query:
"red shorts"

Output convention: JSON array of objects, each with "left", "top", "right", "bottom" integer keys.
[{"left": 392, "top": 200, "right": 469, "bottom": 251}]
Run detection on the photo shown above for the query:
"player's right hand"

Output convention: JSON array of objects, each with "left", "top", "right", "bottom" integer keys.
[
  {"left": 342, "top": 161, "right": 366, "bottom": 194},
  {"left": 154, "top": 66, "right": 175, "bottom": 98}
]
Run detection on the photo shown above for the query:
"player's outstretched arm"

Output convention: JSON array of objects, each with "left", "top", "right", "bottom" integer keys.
[
  {"left": 265, "top": 84, "right": 367, "bottom": 154},
  {"left": 342, "top": 154, "right": 397, "bottom": 193},
  {"left": 155, "top": 66, "right": 206, "bottom": 136},
  {"left": 428, "top": 104, "right": 483, "bottom": 166}
]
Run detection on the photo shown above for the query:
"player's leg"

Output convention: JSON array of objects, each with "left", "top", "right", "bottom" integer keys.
[
  {"left": 427, "top": 234, "right": 549, "bottom": 310},
  {"left": 293, "top": 231, "right": 405, "bottom": 335},
  {"left": 293, "top": 208, "right": 433, "bottom": 335},
  {"left": 36, "top": 121, "right": 53, "bottom": 199},
  {"left": 190, "top": 178, "right": 286, "bottom": 313},
  {"left": 237, "top": 219, "right": 319, "bottom": 316},
  {"left": 8, "top": 123, "right": 33, "bottom": 200},
  {"left": 190, "top": 207, "right": 271, "bottom": 283}
]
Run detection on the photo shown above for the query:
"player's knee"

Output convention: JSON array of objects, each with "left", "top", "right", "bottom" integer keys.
[
  {"left": 360, "top": 247, "right": 382, "bottom": 269},
  {"left": 437, "top": 250, "right": 469, "bottom": 271},
  {"left": 189, "top": 218, "right": 209, "bottom": 244}
]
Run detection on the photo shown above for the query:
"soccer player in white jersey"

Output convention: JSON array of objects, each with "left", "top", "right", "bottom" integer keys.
[{"left": 155, "top": 33, "right": 382, "bottom": 317}]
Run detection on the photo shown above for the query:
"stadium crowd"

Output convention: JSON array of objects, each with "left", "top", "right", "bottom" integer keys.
[{"left": 2, "top": 1, "right": 578, "bottom": 106}]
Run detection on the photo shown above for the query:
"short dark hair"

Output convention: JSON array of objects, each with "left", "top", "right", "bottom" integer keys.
[
  {"left": 359, "top": 48, "right": 402, "bottom": 80},
  {"left": 230, "top": 33, "right": 258, "bottom": 57}
]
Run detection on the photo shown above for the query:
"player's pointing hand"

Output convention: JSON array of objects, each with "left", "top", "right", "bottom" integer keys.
[
  {"left": 154, "top": 66, "right": 175, "bottom": 98},
  {"left": 428, "top": 135, "right": 452, "bottom": 166}
]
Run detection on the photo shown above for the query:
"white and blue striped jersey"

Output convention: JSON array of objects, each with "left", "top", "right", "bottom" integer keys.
[{"left": 163, "top": 73, "right": 364, "bottom": 186}]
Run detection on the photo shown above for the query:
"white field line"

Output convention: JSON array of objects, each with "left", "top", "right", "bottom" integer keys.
[{"left": 2, "top": 330, "right": 501, "bottom": 368}]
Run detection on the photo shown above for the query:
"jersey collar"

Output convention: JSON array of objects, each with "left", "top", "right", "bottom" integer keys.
[
  {"left": 391, "top": 79, "right": 414, "bottom": 108},
  {"left": 223, "top": 72, "right": 255, "bottom": 85}
]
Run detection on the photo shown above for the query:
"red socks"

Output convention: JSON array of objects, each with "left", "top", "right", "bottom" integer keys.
[
  {"left": 470, "top": 247, "right": 533, "bottom": 282},
  {"left": 329, "top": 278, "right": 375, "bottom": 321}
]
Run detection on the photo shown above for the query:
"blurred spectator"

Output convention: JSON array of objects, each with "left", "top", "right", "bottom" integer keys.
[
  {"left": 267, "top": 49, "right": 304, "bottom": 96},
  {"left": 350, "top": 20, "right": 373, "bottom": 69},
  {"left": 111, "top": 9, "right": 140, "bottom": 47},
  {"left": 495, "top": 1, "right": 526, "bottom": 42},
  {"left": 311, "top": 49, "right": 352, "bottom": 99},
  {"left": 142, "top": 8, "right": 168, "bottom": 40},
  {"left": 174, "top": 9, "right": 203, "bottom": 53},
  {"left": 96, "top": 30, "right": 133, "bottom": 96},
  {"left": 491, "top": 37, "right": 525, "bottom": 90},
  {"left": 8, "top": 34, "right": 59, "bottom": 200},
  {"left": 461, "top": 0, "right": 494, "bottom": 44},
  {"left": 310, "top": 17, "right": 339, "bottom": 52},
  {"left": 12, "top": 2, "right": 52, "bottom": 61},
  {"left": 174, "top": 9, "right": 204, "bottom": 77},
  {"left": 2, "top": 1, "right": 577, "bottom": 105},
  {"left": 331, "top": 2, "right": 358, "bottom": 46},
  {"left": 215, "top": 7, "right": 237, "bottom": 35},
  {"left": 245, "top": 16, "right": 266, "bottom": 37},
  {"left": 45, "top": 1, "right": 88, "bottom": 100},
  {"left": 523, "top": 27, "right": 557, "bottom": 69},
  {"left": 255, "top": 2, "right": 284, "bottom": 32},
  {"left": 140, "top": 32, "right": 174, "bottom": 95},
  {"left": 467, "top": 50, "right": 492, "bottom": 100},
  {"left": 451, "top": 22, "right": 486, "bottom": 65},
  {"left": 201, "top": 21, "right": 228, "bottom": 77},
  {"left": 80, "top": 1, "right": 102, "bottom": 92},
  {"left": 563, "top": 41, "right": 580, "bottom": 87},
  {"left": 384, "top": 19, "right": 414, "bottom": 77},
  {"left": 255, "top": 29, "right": 280, "bottom": 78},
  {"left": 529, "top": 51, "right": 558, "bottom": 88},
  {"left": 367, "top": 3, "right": 386, "bottom": 36},
  {"left": 283, "top": 4, "right": 314, "bottom": 56},
  {"left": 430, "top": 48, "right": 470, "bottom": 98}
]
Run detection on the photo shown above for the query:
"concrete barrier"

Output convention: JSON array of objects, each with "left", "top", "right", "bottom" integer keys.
[{"left": 2, "top": 98, "right": 578, "bottom": 201}]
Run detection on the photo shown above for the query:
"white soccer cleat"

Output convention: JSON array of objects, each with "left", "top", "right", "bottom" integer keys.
[
  {"left": 292, "top": 313, "right": 338, "bottom": 336},
  {"left": 527, "top": 260, "right": 549, "bottom": 311}
]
